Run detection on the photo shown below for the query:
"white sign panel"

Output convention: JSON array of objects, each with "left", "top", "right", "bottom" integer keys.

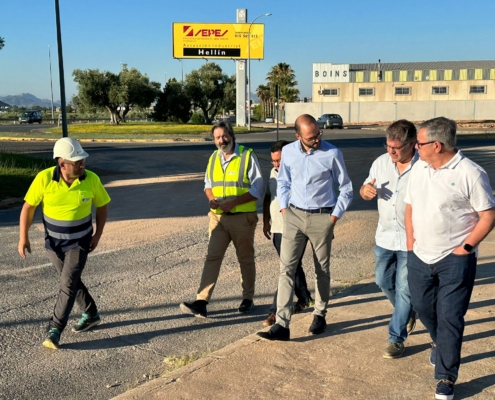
[{"left": 313, "top": 63, "right": 350, "bottom": 83}]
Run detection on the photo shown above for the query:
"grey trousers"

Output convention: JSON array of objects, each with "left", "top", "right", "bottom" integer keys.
[
  {"left": 276, "top": 206, "right": 334, "bottom": 328},
  {"left": 46, "top": 247, "right": 98, "bottom": 332}
]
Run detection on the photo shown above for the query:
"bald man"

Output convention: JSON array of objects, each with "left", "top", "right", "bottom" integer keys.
[{"left": 258, "top": 114, "right": 353, "bottom": 341}]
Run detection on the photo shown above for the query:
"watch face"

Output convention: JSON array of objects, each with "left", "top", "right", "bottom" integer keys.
[{"left": 463, "top": 243, "right": 474, "bottom": 252}]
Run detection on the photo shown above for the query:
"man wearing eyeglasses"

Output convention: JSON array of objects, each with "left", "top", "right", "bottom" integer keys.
[
  {"left": 360, "top": 119, "right": 418, "bottom": 359},
  {"left": 261, "top": 140, "right": 313, "bottom": 327},
  {"left": 257, "top": 114, "right": 353, "bottom": 341},
  {"left": 405, "top": 117, "right": 495, "bottom": 400},
  {"left": 18, "top": 137, "right": 110, "bottom": 349},
  {"left": 180, "top": 121, "right": 263, "bottom": 318}
]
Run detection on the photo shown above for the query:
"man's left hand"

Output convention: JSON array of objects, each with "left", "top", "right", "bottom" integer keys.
[
  {"left": 452, "top": 245, "right": 471, "bottom": 255},
  {"left": 219, "top": 200, "right": 236, "bottom": 213},
  {"left": 331, "top": 215, "right": 339, "bottom": 224},
  {"left": 89, "top": 234, "right": 101, "bottom": 252}
]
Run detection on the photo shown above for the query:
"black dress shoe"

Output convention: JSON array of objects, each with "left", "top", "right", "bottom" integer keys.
[
  {"left": 308, "top": 315, "right": 326, "bottom": 335},
  {"left": 238, "top": 299, "right": 255, "bottom": 313},
  {"left": 180, "top": 300, "right": 208, "bottom": 318},
  {"left": 257, "top": 323, "right": 290, "bottom": 341}
]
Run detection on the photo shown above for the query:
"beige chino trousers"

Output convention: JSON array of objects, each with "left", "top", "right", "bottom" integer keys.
[{"left": 196, "top": 211, "right": 258, "bottom": 302}]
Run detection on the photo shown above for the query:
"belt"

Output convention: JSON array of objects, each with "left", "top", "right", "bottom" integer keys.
[{"left": 290, "top": 203, "right": 333, "bottom": 214}]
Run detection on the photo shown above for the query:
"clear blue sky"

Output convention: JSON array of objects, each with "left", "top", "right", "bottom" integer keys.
[{"left": 1, "top": 0, "right": 495, "bottom": 102}]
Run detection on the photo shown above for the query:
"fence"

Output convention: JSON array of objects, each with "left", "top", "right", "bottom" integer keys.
[{"left": 285, "top": 100, "right": 495, "bottom": 125}]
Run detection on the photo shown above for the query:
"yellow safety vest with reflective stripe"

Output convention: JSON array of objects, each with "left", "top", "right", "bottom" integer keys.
[{"left": 206, "top": 145, "right": 257, "bottom": 214}]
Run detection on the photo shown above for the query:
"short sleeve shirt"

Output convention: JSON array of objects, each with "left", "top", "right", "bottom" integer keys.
[
  {"left": 363, "top": 152, "right": 418, "bottom": 251},
  {"left": 404, "top": 151, "right": 495, "bottom": 263}
]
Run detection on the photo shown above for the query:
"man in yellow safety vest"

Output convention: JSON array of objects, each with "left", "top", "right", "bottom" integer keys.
[
  {"left": 180, "top": 121, "right": 264, "bottom": 318},
  {"left": 18, "top": 137, "right": 110, "bottom": 349}
]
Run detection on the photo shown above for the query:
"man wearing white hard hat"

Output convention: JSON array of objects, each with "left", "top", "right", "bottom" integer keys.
[{"left": 18, "top": 137, "right": 111, "bottom": 349}]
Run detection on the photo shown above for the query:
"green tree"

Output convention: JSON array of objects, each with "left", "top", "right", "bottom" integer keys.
[
  {"left": 183, "top": 63, "right": 227, "bottom": 123},
  {"left": 265, "top": 63, "right": 300, "bottom": 117},
  {"left": 73, "top": 69, "right": 122, "bottom": 124},
  {"left": 220, "top": 74, "right": 236, "bottom": 115},
  {"left": 153, "top": 78, "right": 192, "bottom": 123},
  {"left": 119, "top": 65, "right": 160, "bottom": 122},
  {"left": 256, "top": 84, "right": 272, "bottom": 121},
  {"left": 0, "top": 37, "right": 5, "bottom": 51},
  {"left": 73, "top": 67, "right": 160, "bottom": 124}
]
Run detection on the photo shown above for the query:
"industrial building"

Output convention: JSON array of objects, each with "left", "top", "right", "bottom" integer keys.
[{"left": 286, "top": 60, "right": 495, "bottom": 124}]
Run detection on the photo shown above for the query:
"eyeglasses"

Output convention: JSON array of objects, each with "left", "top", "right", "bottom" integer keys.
[
  {"left": 415, "top": 141, "right": 438, "bottom": 149},
  {"left": 271, "top": 160, "right": 281, "bottom": 165},
  {"left": 383, "top": 142, "right": 411, "bottom": 151},
  {"left": 300, "top": 131, "right": 323, "bottom": 144}
]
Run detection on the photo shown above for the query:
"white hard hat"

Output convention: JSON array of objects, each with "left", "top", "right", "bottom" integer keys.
[{"left": 53, "top": 137, "right": 89, "bottom": 161}]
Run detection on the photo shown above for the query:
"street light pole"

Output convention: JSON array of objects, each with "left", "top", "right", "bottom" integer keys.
[
  {"left": 48, "top": 45, "right": 54, "bottom": 121},
  {"left": 54, "top": 0, "right": 68, "bottom": 137},
  {"left": 247, "top": 13, "right": 271, "bottom": 131}
]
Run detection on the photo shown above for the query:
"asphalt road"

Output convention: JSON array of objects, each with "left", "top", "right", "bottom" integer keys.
[{"left": 1, "top": 131, "right": 495, "bottom": 399}]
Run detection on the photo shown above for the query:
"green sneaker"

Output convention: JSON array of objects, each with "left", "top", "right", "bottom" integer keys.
[
  {"left": 43, "top": 328, "right": 61, "bottom": 350},
  {"left": 72, "top": 313, "right": 101, "bottom": 333}
]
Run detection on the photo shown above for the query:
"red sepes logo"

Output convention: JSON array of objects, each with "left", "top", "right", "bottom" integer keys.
[{"left": 183, "top": 26, "right": 228, "bottom": 37}]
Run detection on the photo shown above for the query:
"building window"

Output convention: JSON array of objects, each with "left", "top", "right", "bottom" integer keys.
[
  {"left": 432, "top": 86, "right": 449, "bottom": 95},
  {"left": 395, "top": 87, "right": 411, "bottom": 95},
  {"left": 321, "top": 89, "right": 339, "bottom": 96},
  {"left": 470, "top": 85, "right": 486, "bottom": 94},
  {"left": 359, "top": 88, "right": 375, "bottom": 96}
]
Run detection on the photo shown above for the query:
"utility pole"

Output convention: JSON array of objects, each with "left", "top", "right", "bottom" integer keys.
[{"left": 54, "top": 0, "right": 68, "bottom": 137}]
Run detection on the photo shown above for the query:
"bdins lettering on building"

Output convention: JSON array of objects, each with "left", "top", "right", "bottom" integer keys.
[{"left": 313, "top": 63, "right": 350, "bottom": 83}]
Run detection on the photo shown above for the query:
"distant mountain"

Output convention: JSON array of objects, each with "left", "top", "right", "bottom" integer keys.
[
  {"left": 0, "top": 93, "right": 61, "bottom": 108},
  {"left": 251, "top": 93, "right": 260, "bottom": 103},
  {"left": 0, "top": 100, "right": 11, "bottom": 108}
]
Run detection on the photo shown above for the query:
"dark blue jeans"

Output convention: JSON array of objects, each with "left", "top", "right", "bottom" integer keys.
[
  {"left": 407, "top": 251, "right": 476, "bottom": 383},
  {"left": 269, "top": 233, "right": 311, "bottom": 314}
]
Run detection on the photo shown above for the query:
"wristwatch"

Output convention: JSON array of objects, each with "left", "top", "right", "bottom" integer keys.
[{"left": 463, "top": 243, "right": 474, "bottom": 253}]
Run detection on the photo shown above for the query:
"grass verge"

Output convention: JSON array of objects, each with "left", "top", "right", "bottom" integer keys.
[
  {"left": 0, "top": 153, "right": 53, "bottom": 200},
  {"left": 162, "top": 352, "right": 209, "bottom": 375},
  {"left": 0, "top": 122, "right": 267, "bottom": 140}
]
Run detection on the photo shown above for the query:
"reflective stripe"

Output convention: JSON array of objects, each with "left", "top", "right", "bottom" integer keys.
[
  {"left": 238, "top": 149, "right": 249, "bottom": 186},
  {"left": 46, "top": 225, "right": 93, "bottom": 240},
  {"left": 210, "top": 181, "right": 250, "bottom": 188},
  {"left": 43, "top": 214, "right": 92, "bottom": 227}
]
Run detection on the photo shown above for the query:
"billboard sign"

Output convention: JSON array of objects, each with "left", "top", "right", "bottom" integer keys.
[
  {"left": 313, "top": 63, "right": 350, "bottom": 83},
  {"left": 173, "top": 23, "right": 265, "bottom": 59}
]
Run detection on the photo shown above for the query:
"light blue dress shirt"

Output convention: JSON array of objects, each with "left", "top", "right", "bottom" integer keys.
[
  {"left": 204, "top": 143, "right": 264, "bottom": 200},
  {"left": 277, "top": 140, "right": 353, "bottom": 218}
]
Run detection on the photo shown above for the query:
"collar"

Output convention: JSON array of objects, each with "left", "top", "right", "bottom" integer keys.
[
  {"left": 298, "top": 140, "right": 326, "bottom": 154},
  {"left": 423, "top": 149, "right": 462, "bottom": 170},
  {"left": 52, "top": 165, "right": 87, "bottom": 182}
]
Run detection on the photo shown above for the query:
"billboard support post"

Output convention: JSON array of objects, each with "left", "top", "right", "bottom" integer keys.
[{"left": 236, "top": 9, "right": 247, "bottom": 127}]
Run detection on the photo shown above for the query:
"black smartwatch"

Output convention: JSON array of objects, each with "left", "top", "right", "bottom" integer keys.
[{"left": 463, "top": 243, "right": 474, "bottom": 253}]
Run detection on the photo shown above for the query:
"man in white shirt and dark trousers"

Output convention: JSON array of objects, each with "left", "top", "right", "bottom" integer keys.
[
  {"left": 262, "top": 140, "right": 313, "bottom": 327},
  {"left": 360, "top": 119, "right": 418, "bottom": 359},
  {"left": 405, "top": 117, "right": 495, "bottom": 400},
  {"left": 258, "top": 114, "right": 353, "bottom": 341}
]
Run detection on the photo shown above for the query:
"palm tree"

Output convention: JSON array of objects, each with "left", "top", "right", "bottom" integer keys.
[
  {"left": 266, "top": 63, "right": 300, "bottom": 104},
  {"left": 256, "top": 84, "right": 271, "bottom": 121}
]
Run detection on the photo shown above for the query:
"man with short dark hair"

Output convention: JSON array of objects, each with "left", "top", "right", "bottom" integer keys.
[
  {"left": 18, "top": 137, "right": 110, "bottom": 349},
  {"left": 405, "top": 117, "right": 495, "bottom": 400},
  {"left": 262, "top": 140, "right": 313, "bottom": 327},
  {"left": 360, "top": 119, "right": 418, "bottom": 359},
  {"left": 180, "top": 122, "right": 263, "bottom": 318},
  {"left": 258, "top": 114, "right": 353, "bottom": 341}
]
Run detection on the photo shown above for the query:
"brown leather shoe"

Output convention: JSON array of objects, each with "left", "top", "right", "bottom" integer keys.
[{"left": 262, "top": 313, "right": 276, "bottom": 327}]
